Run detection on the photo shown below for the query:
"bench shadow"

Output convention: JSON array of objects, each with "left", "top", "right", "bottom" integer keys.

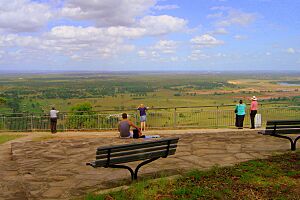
[{"left": 99, "top": 168, "right": 182, "bottom": 189}]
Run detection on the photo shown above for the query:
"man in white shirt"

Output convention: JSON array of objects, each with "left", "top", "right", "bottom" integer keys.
[{"left": 50, "top": 107, "right": 59, "bottom": 133}]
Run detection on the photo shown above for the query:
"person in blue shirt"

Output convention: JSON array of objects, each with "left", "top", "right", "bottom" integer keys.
[
  {"left": 235, "top": 100, "right": 246, "bottom": 129},
  {"left": 137, "top": 104, "right": 149, "bottom": 131}
]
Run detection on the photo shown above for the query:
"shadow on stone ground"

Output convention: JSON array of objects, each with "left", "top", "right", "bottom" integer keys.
[{"left": 0, "top": 130, "right": 298, "bottom": 200}]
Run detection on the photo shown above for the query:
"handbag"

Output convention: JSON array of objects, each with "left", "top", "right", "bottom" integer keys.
[
  {"left": 234, "top": 108, "right": 238, "bottom": 113},
  {"left": 133, "top": 129, "right": 140, "bottom": 139}
]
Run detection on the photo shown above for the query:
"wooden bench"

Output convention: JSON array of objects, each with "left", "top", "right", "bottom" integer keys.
[
  {"left": 86, "top": 137, "right": 179, "bottom": 180},
  {"left": 259, "top": 120, "right": 300, "bottom": 150}
]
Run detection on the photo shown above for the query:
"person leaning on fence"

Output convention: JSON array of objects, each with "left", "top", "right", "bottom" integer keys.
[
  {"left": 50, "top": 107, "right": 59, "bottom": 133},
  {"left": 118, "top": 113, "right": 142, "bottom": 138},
  {"left": 235, "top": 100, "right": 246, "bottom": 129},
  {"left": 137, "top": 104, "right": 149, "bottom": 131},
  {"left": 250, "top": 96, "right": 258, "bottom": 129}
]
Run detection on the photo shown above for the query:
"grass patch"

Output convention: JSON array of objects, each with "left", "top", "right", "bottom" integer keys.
[
  {"left": 0, "top": 134, "right": 24, "bottom": 144},
  {"left": 85, "top": 152, "right": 300, "bottom": 200}
]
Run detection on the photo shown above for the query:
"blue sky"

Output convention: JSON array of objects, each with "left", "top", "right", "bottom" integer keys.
[{"left": 0, "top": 0, "right": 299, "bottom": 71}]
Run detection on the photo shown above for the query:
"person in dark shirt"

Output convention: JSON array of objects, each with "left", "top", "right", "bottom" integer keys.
[{"left": 137, "top": 104, "right": 149, "bottom": 131}]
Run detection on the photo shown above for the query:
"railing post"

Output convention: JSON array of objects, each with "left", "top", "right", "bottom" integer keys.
[
  {"left": 3, "top": 116, "right": 6, "bottom": 130},
  {"left": 173, "top": 107, "right": 177, "bottom": 128},
  {"left": 30, "top": 114, "right": 34, "bottom": 132},
  {"left": 62, "top": 114, "right": 65, "bottom": 132},
  {"left": 216, "top": 106, "right": 219, "bottom": 128}
]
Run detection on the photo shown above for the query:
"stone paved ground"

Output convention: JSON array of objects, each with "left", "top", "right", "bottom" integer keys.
[{"left": 0, "top": 129, "right": 298, "bottom": 200}]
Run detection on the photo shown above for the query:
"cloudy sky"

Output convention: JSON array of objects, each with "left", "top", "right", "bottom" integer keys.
[{"left": 0, "top": 0, "right": 299, "bottom": 71}]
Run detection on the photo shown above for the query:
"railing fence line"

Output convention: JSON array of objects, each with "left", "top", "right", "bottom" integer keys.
[{"left": 0, "top": 106, "right": 299, "bottom": 132}]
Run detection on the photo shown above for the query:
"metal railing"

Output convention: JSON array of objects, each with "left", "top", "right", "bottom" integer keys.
[{"left": 0, "top": 105, "right": 299, "bottom": 132}]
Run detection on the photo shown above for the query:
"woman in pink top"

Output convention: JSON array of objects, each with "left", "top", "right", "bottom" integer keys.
[{"left": 250, "top": 96, "right": 258, "bottom": 129}]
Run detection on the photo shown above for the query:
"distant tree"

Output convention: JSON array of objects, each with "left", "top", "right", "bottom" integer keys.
[
  {"left": 71, "top": 102, "right": 93, "bottom": 115},
  {"left": 7, "top": 98, "right": 21, "bottom": 113},
  {"left": 0, "top": 97, "right": 6, "bottom": 105}
]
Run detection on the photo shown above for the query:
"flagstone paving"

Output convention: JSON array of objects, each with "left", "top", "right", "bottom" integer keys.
[{"left": 0, "top": 129, "right": 298, "bottom": 200}]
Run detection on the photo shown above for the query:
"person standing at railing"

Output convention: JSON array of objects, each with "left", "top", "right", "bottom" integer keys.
[
  {"left": 137, "top": 104, "right": 149, "bottom": 131},
  {"left": 235, "top": 100, "right": 246, "bottom": 129},
  {"left": 50, "top": 107, "right": 59, "bottom": 133},
  {"left": 250, "top": 96, "right": 258, "bottom": 129}
]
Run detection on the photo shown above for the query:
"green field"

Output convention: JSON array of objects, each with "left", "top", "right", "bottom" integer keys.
[{"left": 0, "top": 72, "right": 300, "bottom": 114}]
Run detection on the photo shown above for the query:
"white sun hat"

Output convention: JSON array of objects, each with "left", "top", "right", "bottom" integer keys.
[{"left": 251, "top": 96, "right": 257, "bottom": 101}]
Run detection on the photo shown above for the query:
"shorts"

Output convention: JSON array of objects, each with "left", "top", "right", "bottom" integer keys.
[
  {"left": 140, "top": 115, "right": 147, "bottom": 122},
  {"left": 120, "top": 132, "right": 133, "bottom": 138}
]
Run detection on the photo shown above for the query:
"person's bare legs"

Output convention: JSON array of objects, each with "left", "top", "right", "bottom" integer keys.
[{"left": 141, "top": 121, "right": 145, "bottom": 131}]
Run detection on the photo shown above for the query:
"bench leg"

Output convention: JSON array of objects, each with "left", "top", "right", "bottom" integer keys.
[
  {"left": 292, "top": 136, "right": 300, "bottom": 151},
  {"left": 272, "top": 134, "right": 297, "bottom": 151},
  {"left": 134, "top": 157, "right": 160, "bottom": 180},
  {"left": 108, "top": 165, "right": 135, "bottom": 180},
  {"left": 107, "top": 157, "right": 161, "bottom": 181}
]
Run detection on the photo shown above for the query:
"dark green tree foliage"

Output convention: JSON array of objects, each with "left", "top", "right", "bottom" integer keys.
[
  {"left": 71, "top": 102, "right": 93, "bottom": 115},
  {"left": 67, "top": 102, "right": 95, "bottom": 129},
  {"left": 7, "top": 98, "right": 21, "bottom": 113},
  {"left": 0, "top": 97, "right": 6, "bottom": 105}
]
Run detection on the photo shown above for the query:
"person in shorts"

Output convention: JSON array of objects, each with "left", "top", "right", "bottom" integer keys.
[
  {"left": 137, "top": 104, "right": 149, "bottom": 131},
  {"left": 118, "top": 113, "right": 142, "bottom": 138}
]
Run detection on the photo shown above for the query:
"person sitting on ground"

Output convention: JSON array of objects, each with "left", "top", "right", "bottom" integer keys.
[{"left": 118, "top": 113, "right": 142, "bottom": 138}]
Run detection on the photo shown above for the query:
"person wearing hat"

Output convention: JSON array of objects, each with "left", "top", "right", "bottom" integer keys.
[{"left": 250, "top": 96, "right": 258, "bottom": 129}]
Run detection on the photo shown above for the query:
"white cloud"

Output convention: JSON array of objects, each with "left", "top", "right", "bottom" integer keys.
[
  {"left": 216, "top": 10, "right": 257, "bottom": 27},
  {"left": 139, "top": 15, "right": 187, "bottom": 35},
  {"left": 61, "top": 0, "right": 156, "bottom": 27},
  {"left": 170, "top": 56, "right": 179, "bottom": 62},
  {"left": 210, "top": 6, "right": 231, "bottom": 11},
  {"left": 266, "top": 52, "right": 271, "bottom": 56},
  {"left": 153, "top": 4, "right": 179, "bottom": 11},
  {"left": 210, "top": 28, "right": 228, "bottom": 35},
  {"left": 209, "top": 7, "right": 257, "bottom": 27},
  {"left": 0, "top": 0, "right": 53, "bottom": 33},
  {"left": 188, "top": 50, "right": 210, "bottom": 61},
  {"left": 234, "top": 35, "right": 248, "bottom": 40},
  {"left": 286, "top": 48, "right": 296, "bottom": 54},
  {"left": 152, "top": 40, "right": 178, "bottom": 54},
  {"left": 207, "top": 12, "right": 224, "bottom": 19},
  {"left": 137, "top": 50, "right": 147, "bottom": 57},
  {"left": 190, "top": 34, "right": 224, "bottom": 48}
]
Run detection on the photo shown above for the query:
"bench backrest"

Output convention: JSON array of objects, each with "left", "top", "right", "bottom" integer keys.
[
  {"left": 265, "top": 120, "right": 300, "bottom": 134},
  {"left": 94, "top": 137, "right": 179, "bottom": 167}
]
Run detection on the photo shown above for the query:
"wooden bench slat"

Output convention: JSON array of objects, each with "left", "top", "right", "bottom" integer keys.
[
  {"left": 97, "top": 138, "right": 179, "bottom": 154},
  {"left": 94, "top": 149, "right": 177, "bottom": 166},
  {"left": 266, "top": 120, "right": 300, "bottom": 125},
  {"left": 264, "top": 129, "right": 300, "bottom": 134},
  {"left": 266, "top": 126, "right": 300, "bottom": 129},
  {"left": 96, "top": 144, "right": 177, "bottom": 159}
]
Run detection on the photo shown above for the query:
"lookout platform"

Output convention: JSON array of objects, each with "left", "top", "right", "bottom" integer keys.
[{"left": 0, "top": 129, "right": 298, "bottom": 200}]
